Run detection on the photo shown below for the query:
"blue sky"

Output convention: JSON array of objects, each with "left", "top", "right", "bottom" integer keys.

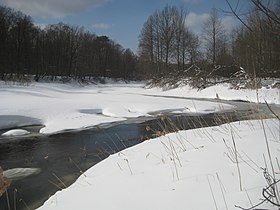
[{"left": 1, "top": 0, "right": 247, "bottom": 53}]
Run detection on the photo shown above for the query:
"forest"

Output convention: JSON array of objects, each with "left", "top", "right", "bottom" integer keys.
[
  {"left": 0, "top": 0, "right": 279, "bottom": 82},
  {"left": 0, "top": 6, "right": 137, "bottom": 81}
]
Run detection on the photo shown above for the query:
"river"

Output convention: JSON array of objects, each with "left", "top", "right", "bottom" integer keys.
[{"left": 0, "top": 100, "right": 277, "bottom": 210}]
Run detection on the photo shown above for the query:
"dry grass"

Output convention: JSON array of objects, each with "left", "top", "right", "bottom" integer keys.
[{"left": 0, "top": 167, "right": 11, "bottom": 197}]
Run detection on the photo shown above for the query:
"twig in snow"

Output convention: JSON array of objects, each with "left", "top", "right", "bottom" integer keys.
[
  {"left": 124, "top": 158, "right": 133, "bottom": 175},
  {"left": 231, "top": 129, "right": 242, "bottom": 191},
  {"left": 207, "top": 175, "right": 218, "bottom": 210},
  {"left": 216, "top": 173, "right": 228, "bottom": 210}
]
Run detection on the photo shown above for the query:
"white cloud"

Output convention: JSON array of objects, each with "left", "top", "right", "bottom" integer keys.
[
  {"left": 2, "top": 0, "right": 108, "bottom": 18},
  {"left": 92, "top": 23, "right": 113, "bottom": 30},
  {"left": 185, "top": 12, "right": 209, "bottom": 34},
  {"left": 186, "top": 12, "right": 238, "bottom": 34},
  {"left": 221, "top": 16, "right": 238, "bottom": 33},
  {"left": 34, "top": 23, "right": 48, "bottom": 29}
]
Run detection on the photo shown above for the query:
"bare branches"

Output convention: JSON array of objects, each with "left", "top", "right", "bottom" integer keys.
[
  {"left": 235, "top": 168, "right": 280, "bottom": 209},
  {"left": 262, "top": 179, "right": 280, "bottom": 207},
  {"left": 226, "top": 0, "right": 280, "bottom": 31},
  {"left": 202, "top": 8, "right": 226, "bottom": 66},
  {"left": 225, "top": 0, "right": 253, "bottom": 32},
  {"left": 138, "top": 5, "right": 199, "bottom": 76},
  {"left": 251, "top": 0, "right": 280, "bottom": 25}
]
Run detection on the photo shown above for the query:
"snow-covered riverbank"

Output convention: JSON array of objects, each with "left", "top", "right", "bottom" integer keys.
[
  {"left": 1, "top": 81, "right": 279, "bottom": 135},
  {"left": 1, "top": 80, "right": 280, "bottom": 209},
  {"left": 38, "top": 118, "right": 280, "bottom": 210}
]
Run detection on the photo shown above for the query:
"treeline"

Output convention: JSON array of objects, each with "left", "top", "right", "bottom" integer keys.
[
  {"left": 138, "top": 1, "right": 280, "bottom": 79},
  {"left": 232, "top": 1, "right": 280, "bottom": 77},
  {"left": 1, "top": 1, "right": 279, "bottom": 83},
  {"left": 0, "top": 5, "right": 138, "bottom": 81}
]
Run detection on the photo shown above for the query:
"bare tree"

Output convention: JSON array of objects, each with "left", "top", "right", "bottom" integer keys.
[
  {"left": 202, "top": 8, "right": 225, "bottom": 66},
  {"left": 138, "top": 15, "right": 155, "bottom": 66},
  {"left": 159, "top": 6, "right": 177, "bottom": 66},
  {"left": 173, "top": 7, "right": 189, "bottom": 70},
  {"left": 121, "top": 48, "right": 137, "bottom": 79},
  {"left": 227, "top": 0, "right": 280, "bottom": 77},
  {"left": 139, "top": 5, "right": 198, "bottom": 76},
  {"left": 186, "top": 31, "right": 200, "bottom": 65}
]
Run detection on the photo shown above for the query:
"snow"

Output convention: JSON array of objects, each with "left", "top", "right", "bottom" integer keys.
[
  {"left": 3, "top": 168, "right": 41, "bottom": 181},
  {"left": 1, "top": 81, "right": 279, "bottom": 134},
  {"left": 158, "top": 83, "right": 280, "bottom": 104},
  {"left": 1, "top": 129, "right": 30, "bottom": 136},
  {"left": 0, "top": 80, "right": 280, "bottom": 210},
  {"left": 0, "top": 82, "right": 241, "bottom": 134},
  {"left": 38, "top": 119, "right": 280, "bottom": 210}
]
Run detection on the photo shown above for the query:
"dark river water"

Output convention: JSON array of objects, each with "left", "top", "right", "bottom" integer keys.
[{"left": 0, "top": 102, "right": 274, "bottom": 210}]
